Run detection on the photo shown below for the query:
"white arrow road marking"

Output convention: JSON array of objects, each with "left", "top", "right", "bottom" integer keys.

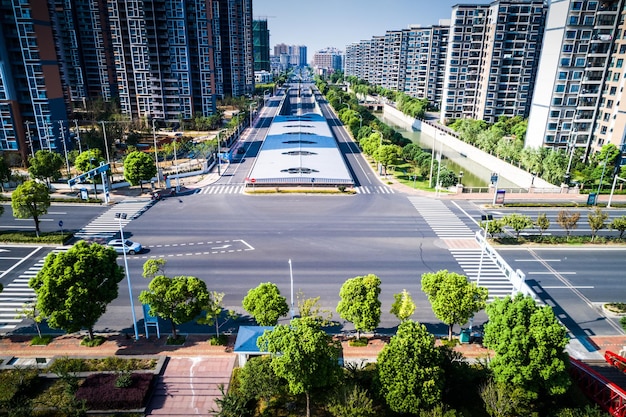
[{"left": 211, "top": 245, "right": 231, "bottom": 249}]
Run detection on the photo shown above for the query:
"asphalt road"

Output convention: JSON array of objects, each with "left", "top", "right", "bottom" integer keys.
[{"left": 0, "top": 203, "right": 107, "bottom": 235}]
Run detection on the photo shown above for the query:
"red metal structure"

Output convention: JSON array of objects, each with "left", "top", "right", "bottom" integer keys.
[
  {"left": 569, "top": 357, "right": 626, "bottom": 417},
  {"left": 606, "top": 351, "right": 626, "bottom": 373}
]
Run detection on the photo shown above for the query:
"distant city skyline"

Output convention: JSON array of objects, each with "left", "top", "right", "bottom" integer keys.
[{"left": 253, "top": 0, "right": 491, "bottom": 61}]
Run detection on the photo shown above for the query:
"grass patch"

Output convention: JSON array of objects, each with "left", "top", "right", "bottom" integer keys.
[
  {"left": 166, "top": 335, "right": 186, "bottom": 345},
  {"left": 30, "top": 335, "right": 53, "bottom": 345},
  {"left": 494, "top": 235, "right": 625, "bottom": 245},
  {"left": 209, "top": 334, "right": 229, "bottom": 346},
  {"left": 348, "top": 337, "right": 369, "bottom": 347},
  {"left": 246, "top": 188, "right": 354, "bottom": 194},
  {"left": 605, "top": 303, "right": 626, "bottom": 314},
  {"left": 0, "top": 230, "right": 73, "bottom": 244},
  {"left": 48, "top": 356, "right": 158, "bottom": 373},
  {"left": 80, "top": 335, "right": 106, "bottom": 347}
]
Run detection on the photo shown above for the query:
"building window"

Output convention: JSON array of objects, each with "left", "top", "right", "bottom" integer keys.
[
  {"left": 556, "top": 84, "right": 566, "bottom": 93},
  {"left": 561, "top": 58, "right": 571, "bottom": 66},
  {"left": 550, "top": 110, "right": 560, "bottom": 118},
  {"left": 618, "top": 59, "right": 624, "bottom": 68},
  {"left": 558, "top": 71, "right": 568, "bottom": 80},
  {"left": 548, "top": 123, "right": 558, "bottom": 130},
  {"left": 570, "top": 84, "right": 580, "bottom": 93}
]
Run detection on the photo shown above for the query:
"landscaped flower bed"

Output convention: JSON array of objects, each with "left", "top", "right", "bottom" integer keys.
[{"left": 76, "top": 373, "right": 154, "bottom": 410}]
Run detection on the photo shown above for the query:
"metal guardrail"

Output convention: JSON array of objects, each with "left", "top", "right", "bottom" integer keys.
[{"left": 475, "top": 231, "right": 537, "bottom": 300}]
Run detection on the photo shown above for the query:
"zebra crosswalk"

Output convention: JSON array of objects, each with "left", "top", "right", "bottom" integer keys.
[
  {"left": 354, "top": 186, "right": 394, "bottom": 194},
  {"left": 0, "top": 247, "right": 67, "bottom": 333},
  {"left": 74, "top": 199, "right": 153, "bottom": 240},
  {"left": 408, "top": 197, "right": 514, "bottom": 300},
  {"left": 194, "top": 184, "right": 245, "bottom": 195}
]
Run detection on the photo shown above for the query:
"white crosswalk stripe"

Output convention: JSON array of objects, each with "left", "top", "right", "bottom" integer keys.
[
  {"left": 408, "top": 197, "right": 513, "bottom": 300},
  {"left": 354, "top": 186, "right": 394, "bottom": 194},
  {"left": 197, "top": 185, "right": 245, "bottom": 195},
  {"left": 74, "top": 199, "right": 153, "bottom": 239},
  {"left": 0, "top": 248, "right": 68, "bottom": 333}
]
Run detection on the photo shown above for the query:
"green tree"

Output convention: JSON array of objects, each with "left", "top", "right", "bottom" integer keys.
[
  {"left": 29, "top": 241, "right": 124, "bottom": 340},
  {"left": 374, "top": 144, "right": 401, "bottom": 175},
  {"left": 139, "top": 274, "right": 210, "bottom": 339},
  {"left": 11, "top": 180, "right": 50, "bottom": 237},
  {"left": 297, "top": 290, "right": 333, "bottom": 326},
  {"left": 336, "top": 274, "right": 381, "bottom": 340},
  {"left": 15, "top": 301, "right": 44, "bottom": 338},
  {"left": 74, "top": 149, "right": 105, "bottom": 173},
  {"left": 237, "top": 356, "right": 284, "bottom": 404},
  {"left": 609, "top": 216, "right": 626, "bottom": 239},
  {"left": 258, "top": 317, "right": 342, "bottom": 417},
  {"left": 556, "top": 210, "right": 580, "bottom": 239},
  {"left": 587, "top": 207, "right": 609, "bottom": 242},
  {"left": 28, "top": 150, "right": 64, "bottom": 187},
  {"left": 390, "top": 289, "right": 415, "bottom": 322},
  {"left": 421, "top": 270, "right": 488, "bottom": 340},
  {"left": 123, "top": 151, "right": 156, "bottom": 193},
  {"left": 479, "top": 379, "right": 526, "bottom": 417},
  {"left": 0, "top": 153, "right": 11, "bottom": 192},
  {"left": 483, "top": 294, "right": 570, "bottom": 400},
  {"left": 377, "top": 320, "right": 444, "bottom": 414},
  {"left": 535, "top": 213, "right": 550, "bottom": 237},
  {"left": 197, "top": 291, "right": 238, "bottom": 338},
  {"left": 502, "top": 213, "right": 534, "bottom": 239},
  {"left": 329, "top": 385, "right": 377, "bottom": 417},
  {"left": 242, "top": 282, "right": 288, "bottom": 326}
]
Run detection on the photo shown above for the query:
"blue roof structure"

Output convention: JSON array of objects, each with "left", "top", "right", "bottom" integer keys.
[{"left": 233, "top": 326, "right": 274, "bottom": 354}]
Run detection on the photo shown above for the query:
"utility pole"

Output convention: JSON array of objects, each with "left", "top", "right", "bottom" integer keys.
[
  {"left": 59, "top": 120, "right": 71, "bottom": 177},
  {"left": 74, "top": 119, "right": 82, "bottom": 152}
]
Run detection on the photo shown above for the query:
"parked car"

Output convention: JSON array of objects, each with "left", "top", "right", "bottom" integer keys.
[{"left": 107, "top": 239, "right": 142, "bottom": 255}]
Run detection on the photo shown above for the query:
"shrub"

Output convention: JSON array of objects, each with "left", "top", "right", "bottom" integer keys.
[
  {"left": 30, "top": 335, "right": 53, "bottom": 345},
  {"left": 348, "top": 337, "right": 369, "bottom": 347},
  {"left": 166, "top": 335, "right": 186, "bottom": 345},
  {"left": 76, "top": 373, "right": 154, "bottom": 410},
  {"left": 115, "top": 371, "right": 133, "bottom": 388},
  {"left": 80, "top": 335, "right": 106, "bottom": 347},
  {"left": 210, "top": 334, "right": 229, "bottom": 346}
]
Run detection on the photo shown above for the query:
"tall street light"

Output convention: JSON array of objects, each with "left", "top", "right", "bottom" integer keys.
[
  {"left": 115, "top": 212, "right": 139, "bottom": 341},
  {"left": 152, "top": 119, "right": 161, "bottom": 187},
  {"left": 99, "top": 121, "right": 112, "bottom": 164},
  {"left": 172, "top": 136, "right": 180, "bottom": 191},
  {"left": 58, "top": 120, "right": 71, "bottom": 177},
  {"left": 429, "top": 132, "right": 436, "bottom": 188},
  {"left": 288, "top": 259, "right": 294, "bottom": 320},
  {"left": 373, "top": 129, "right": 383, "bottom": 175},
  {"left": 25, "top": 121, "right": 35, "bottom": 158},
  {"left": 216, "top": 128, "right": 227, "bottom": 176}
]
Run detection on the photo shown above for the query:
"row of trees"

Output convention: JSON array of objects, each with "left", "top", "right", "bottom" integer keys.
[
  {"left": 484, "top": 209, "right": 626, "bottom": 241},
  {"left": 331, "top": 72, "right": 625, "bottom": 189},
  {"left": 218, "top": 292, "right": 575, "bottom": 417},
  {"left": 24, "top": 240, "right": 583, "bottom": 415}
]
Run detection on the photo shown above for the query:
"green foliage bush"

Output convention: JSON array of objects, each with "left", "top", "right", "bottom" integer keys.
[
  {"left": 48, "top": 356, "right": 157, "bottom": 373},
  {"left": 30, "top": 335, "right": 53, "bottom": 345},
  {"left": 0, "top": 230, "right": 71, "bottom": 244},
  {"left": 348, "top": 337, "right": 369, "bottom": 347},
  {"left": 80, "top": 335, "right": 106, "bottom": 347},
  {"left": 166, "top": 335, "right": 186, "bottom": 345},
  {"left": 210, "top": 334, "right": 229, "bottom": 346}
]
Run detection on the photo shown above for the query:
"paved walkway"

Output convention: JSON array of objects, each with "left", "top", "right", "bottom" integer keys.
[{"left": 145, "top": 356, "right": 235, "bottom": 416}]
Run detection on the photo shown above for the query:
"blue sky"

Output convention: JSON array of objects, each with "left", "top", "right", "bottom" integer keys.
[{"left": 253, "top": 0, "right": 491, "bottom": 61}]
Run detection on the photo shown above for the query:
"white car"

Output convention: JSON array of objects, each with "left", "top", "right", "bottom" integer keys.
[{"left": 107, "top": 239, "right": 142, "bottom": 255}]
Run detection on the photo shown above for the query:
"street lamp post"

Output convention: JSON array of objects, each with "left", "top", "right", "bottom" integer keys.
[
  {"left": 249, "top": 102, "right": 256, "bottom": 127},
  {"left": 99, "top": 121, "right": 111, "bottom": 164},
  {"left": 25, "top": 121, "right": 35, "bottom": 158},
  {"left": 74, "top": 120, "right": 82, "bottom": 152},
  {"left": 152, "top": 119, "right": 161, "bottom": 188},
  {"left": 608, "top": 175, "right": 626, "bottom": 208},
  {"left": 58, "top": 120, "right": 71, "bottom": 177},
  {"left": 288, "top": 259, "right": 294, "bottom": 320},
  {"left": 172, "top": 137, "right": 180, "bottom": 191},
  {"left": 429, "top": 133, "right": 436, "bottom": 188},
  {"left": 216, "top": 129, "right": 227, "bottom": 176},
  {"left": 491, "top": 172, "right": 500, "bottom": 205},
  {"left": 596, "top": 151, "right": 610, "bottom": 204},
  {"left": 115, "top": 212, "right": 139, "bottom": 341},
  {"left": 458, "top": 171, "right": 464, "bottom": 186},
  {"left": 357, "top": 113, "right": 362, "bottom": 130}
]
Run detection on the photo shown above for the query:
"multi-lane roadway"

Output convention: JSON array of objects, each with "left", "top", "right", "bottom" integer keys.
[{"left": 0, "top": 83, "right": 624, "bottom": 354}]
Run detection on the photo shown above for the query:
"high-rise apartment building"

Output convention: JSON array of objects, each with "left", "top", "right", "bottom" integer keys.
[
  {"left": 441, "top": 0, "right": 546, "bottom": 124},
  {"left": 527, "top": 0, "right": 625, "bottom": 160},
  {"left": 345, "top": 24, "right": 450, "bottom": 105},
  {"left": 272, "top": 43, "right": 307, "bottom": 69},
  {"left": 403, "top": 23, "right": 450, "bottom": 107},
  {"left": 312, "top": 47, "right": 343, "bottom": 73},
  {"left": 217, "top": 0, "right": 254, "bottom": 98},
  {"left": 0, "top": 0, "right": 255, "bottom": 160},
  {"left": 596, "top": 1, "right": 626, "bottom": 158},
  {"left": 253, "top": 19, "right": 271, "bottom": 72},
  {"left": 0, "top": 0, "right": 70, "bottom": 161}
]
